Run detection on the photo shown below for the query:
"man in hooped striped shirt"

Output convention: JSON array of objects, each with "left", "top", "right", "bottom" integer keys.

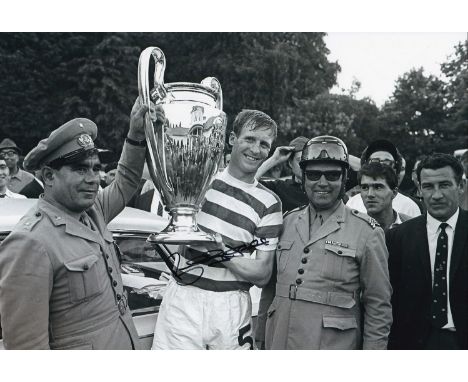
[{"left": 152, "top": 110, "right": 283, "bottom": 350}]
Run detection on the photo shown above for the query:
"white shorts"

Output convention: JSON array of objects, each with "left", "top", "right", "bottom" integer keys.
[{"left": 152, "top": 279, "right": 254, "bottom": 350}]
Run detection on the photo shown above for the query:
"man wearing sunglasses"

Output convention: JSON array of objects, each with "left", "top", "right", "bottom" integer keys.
[
  {"left": 346, "top": 139, "right": 421, "bottom": 218},
  {"left": 264, "top": 135, "right": 392, "bottom": 349}
]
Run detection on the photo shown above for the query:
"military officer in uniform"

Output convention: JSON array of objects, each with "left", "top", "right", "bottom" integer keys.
[
  {"left": 0, "top": 98, "right": 163, "bottom": 349},
  {"left": 264, "top": 136, "right": 392, "bottom": 350}
]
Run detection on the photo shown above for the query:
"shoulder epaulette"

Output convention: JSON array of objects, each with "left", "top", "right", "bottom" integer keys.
[
  {"left": 350, "top": 209, "right": 380, "bottom": 229},
  {"left": 283, "top": 204, "right": 307, "bottom": 218},
  {"left": 18, "top": 209, "right": 43, "bottom": 232}
]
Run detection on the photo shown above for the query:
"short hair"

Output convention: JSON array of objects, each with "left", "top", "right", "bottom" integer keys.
[
  {"left": 417, "top": 153, "right": 464, "bottom": 184},
  {"left": 232, "top": 109, "right": 277, "bottom": 139},
  {"left": 358, "top": 162, "right": 398, "bottom": 190}
]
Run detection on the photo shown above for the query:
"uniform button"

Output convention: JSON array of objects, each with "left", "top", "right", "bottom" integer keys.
[
  {"left": 108, "top": 267, "right": 113, "bottom": 273},
  {"left": 117, "top": 294, "right": 122, "bottom": 301},
  {"left": 113, "top": 280, "right": 118, "bottom": 287},
  {"left": 337, "top": 250, "right": 343, "bottom": 254},
  {"left": 296, "top": 278, "right": 302, "bottom": 285},
  {"left": 303, "top": 247, "right": 309, "bottom": 254},
  {"left": 298, "top": 268, "right": 304, "bottom": 274},
  {"left": 106, "top": 254, "right": 110, "bottom": 259},
  {"left": 301, "top": 258, "right": 307, "bottom": 264},
  {"left": 277, "top": 244, "right": 282, "bottom": 249},
  {"left": 83, "top": 264, "right": 89, "bottom": 270},
  {"left": 35, "top": 212, "right": 41, "bottom": 217}
]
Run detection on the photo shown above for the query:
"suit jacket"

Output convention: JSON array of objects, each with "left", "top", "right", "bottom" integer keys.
[{"left": 386, "top": 210, "right": 468, "bottom": 349}]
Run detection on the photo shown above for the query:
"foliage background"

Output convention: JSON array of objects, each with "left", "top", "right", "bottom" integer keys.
[{"left": 0, "top": 32, "right": 466, "bottom": 180}]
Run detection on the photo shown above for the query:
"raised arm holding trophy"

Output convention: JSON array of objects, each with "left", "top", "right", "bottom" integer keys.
[{"left": 138, "top": 47, "right": 283, "bottom": 349}]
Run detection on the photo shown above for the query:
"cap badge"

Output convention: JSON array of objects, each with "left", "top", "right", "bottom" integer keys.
[{"left": 76, "top": 134, "right": 93, "bottom": 149}]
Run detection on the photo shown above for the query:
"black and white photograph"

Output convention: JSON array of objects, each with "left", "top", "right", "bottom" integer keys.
[{"left": 0, "top": 1, "right": 467, "bottom": 381}]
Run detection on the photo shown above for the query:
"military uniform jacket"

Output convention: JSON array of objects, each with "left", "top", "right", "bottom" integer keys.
[
  {"left": 0, "top": 142, "right": 146, "bottom": 349},
  {"left": 265, "top": 202, "right": 392, "bottom": 350}
]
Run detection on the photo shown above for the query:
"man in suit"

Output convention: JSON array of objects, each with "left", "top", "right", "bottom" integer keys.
[{"left": 386, "top": 153, "right": 468, "bottom": 349}]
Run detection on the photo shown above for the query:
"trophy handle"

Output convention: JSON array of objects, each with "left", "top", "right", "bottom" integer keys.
[
  {"left": 138, "top": 47, "right": 172, "bottom": 200},
  {"left": 138, "top": 47, "right": 166, "bottom": 104},
  {"left": 201, "top": 77, "right": 223, "bottom": 110}
]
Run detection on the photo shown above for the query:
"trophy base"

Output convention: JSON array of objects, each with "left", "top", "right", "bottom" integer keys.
[{"left": 147, "top": 231, "right": 217, "bottom": 245}]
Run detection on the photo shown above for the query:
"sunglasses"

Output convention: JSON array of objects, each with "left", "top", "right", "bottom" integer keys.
[
  {"left": 304, "top": 170, "right": 342, "bottom": 181},
  {"left": 368, "top": 158, "right": 395, "bottom": 167}
]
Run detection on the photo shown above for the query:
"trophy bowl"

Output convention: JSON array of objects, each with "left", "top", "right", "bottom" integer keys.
[{"left": 138, "top": 47, "right": 227, "bottom": 244}]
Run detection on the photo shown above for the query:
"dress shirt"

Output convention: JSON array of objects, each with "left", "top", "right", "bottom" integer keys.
[
  {"left": 8, "top": 168, "right": 35, "bottom": 193},
  {"left": 426, "top": 208, "right": 460, "bottom": 330},
  {"left": 0, "top": 188, "right": 27, "bottom": 199},
  {"left": 346, "top": 192, "right": 421, "bottom": 218}
]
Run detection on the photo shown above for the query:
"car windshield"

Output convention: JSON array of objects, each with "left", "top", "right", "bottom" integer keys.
[{"left": 114, "top": 234, "right": 178, "bottom": 314}]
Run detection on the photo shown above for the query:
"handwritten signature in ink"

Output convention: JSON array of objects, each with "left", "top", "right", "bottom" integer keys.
[{"left": 155, "top": 238, "right": 269, "bottom": 285}]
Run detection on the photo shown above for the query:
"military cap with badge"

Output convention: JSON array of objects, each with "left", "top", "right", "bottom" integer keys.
[{"left": 24, "top": 118, "right": 98, "bottom": 171}]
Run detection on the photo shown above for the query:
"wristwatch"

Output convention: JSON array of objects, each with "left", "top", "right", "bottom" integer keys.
[{"left": 125, "top": 137, "right": 147, "bottom": 147}]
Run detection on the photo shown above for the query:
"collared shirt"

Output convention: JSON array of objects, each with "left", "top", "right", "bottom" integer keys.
[
  {"left": 0, "top": 188, "right": 27, "bottom": 199},
  {"left": 8, "top": 168, "right": 35, "bottom": 193},
  {"left": 347, "top": 192, "right": 421, "bottom": 218},
  {"left": 388, "top": 210, "right": 403, "bottom": 230},
  {"left": 426, "top": 208, "right": 460, "bottom": 330}
]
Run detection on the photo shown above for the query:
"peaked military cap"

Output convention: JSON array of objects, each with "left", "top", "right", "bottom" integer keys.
[{"left": 24, "top": 118, "right": 98, "bottom": 171}]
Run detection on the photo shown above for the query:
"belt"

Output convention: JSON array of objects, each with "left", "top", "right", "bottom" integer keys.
[{"left": 275, "top": 283, "right": 358, "bottom": 309}]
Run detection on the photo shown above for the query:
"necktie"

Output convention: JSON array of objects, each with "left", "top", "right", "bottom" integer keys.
[
  {"left": 80, "top": 213, "right": 95, "bottom": 231},
  {"left": 318, "top": 214, "right": 324, "bottom": 225},
  {"left": 431, "top": 222, "right": 449, "bottom": 328},
  {"left": 0, "top": 194, "right": 5, "bottom": 198}
]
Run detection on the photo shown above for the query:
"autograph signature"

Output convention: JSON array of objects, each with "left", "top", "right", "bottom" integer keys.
[{"left": 155, "top": 238, "right": 269, "bottom": 285}]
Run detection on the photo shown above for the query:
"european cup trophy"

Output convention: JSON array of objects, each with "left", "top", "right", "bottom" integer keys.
[{"left": 138, "top": 47, "right": 227, "bottom": 245}]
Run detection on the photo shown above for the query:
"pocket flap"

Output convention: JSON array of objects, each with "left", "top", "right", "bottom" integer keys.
[
  {"left": 325, "top": 244, "right": 356, "bottom": 258},
  {"left": 323, "top": 315, "right": 358, "bottom": 330},
  {"left": 64, "top": 254, "right": 99, "bottom": 272},
  {"left": 277, "top": 240, "right": 293, "bottom": 251}
]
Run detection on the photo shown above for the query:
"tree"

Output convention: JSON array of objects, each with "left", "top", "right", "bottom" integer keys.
[
  {"left": 378, "top": 68, "right": 449, "bottom": 160},
  {"left": 441, "top": 40, "right": 468, "bottom": 150},
  {"left": 0, "top": 32, "right": 340, "bottom": 155},
  {"left": 282, "top": 92, "right": 380, "bottom": 155}
]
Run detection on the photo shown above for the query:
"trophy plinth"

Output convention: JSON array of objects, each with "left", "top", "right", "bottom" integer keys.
[
  {"left": 138, "top": 47, "right": 226, "bottom": 245},
  {"left": 147, "top": 206, "right": 217, "bottom": 245}
]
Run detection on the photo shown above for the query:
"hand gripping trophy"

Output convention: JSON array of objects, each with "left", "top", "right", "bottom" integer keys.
[{"left": 138, "top": 47, "right": 227, "bottom": 245}]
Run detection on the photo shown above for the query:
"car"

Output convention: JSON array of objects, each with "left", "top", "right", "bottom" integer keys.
[{"left": 0, "top": 198, "right": 261, "bottom": 350}]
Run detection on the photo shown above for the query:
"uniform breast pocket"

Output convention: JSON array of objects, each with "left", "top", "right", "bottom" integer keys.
[
  {"left": 322, "top": 244, "right": 357, "bottom": 281},
  {"left": 276, "top": 240, "right": 294, "bottom": 272},
  {"left": 64, "top": 254, "right": 105, "bottom": 302}
]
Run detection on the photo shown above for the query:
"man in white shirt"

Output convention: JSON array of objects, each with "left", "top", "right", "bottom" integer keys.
[
  {"left": 386, "top": 153, "right": 468, "bottom": 349},
  {"left": 359, "top": 162, "right": 411, "bottom": 231},
  {"left": 346, "top": 139, "right": 421, "bottom": 218},
  {"left": 0, "top": 155, "right": 26, "bottom": 199}
]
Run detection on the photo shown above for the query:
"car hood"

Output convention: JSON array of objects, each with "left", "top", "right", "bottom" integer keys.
[{"left": 0, "top": 198, "right": 169, "bottom": 234}]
